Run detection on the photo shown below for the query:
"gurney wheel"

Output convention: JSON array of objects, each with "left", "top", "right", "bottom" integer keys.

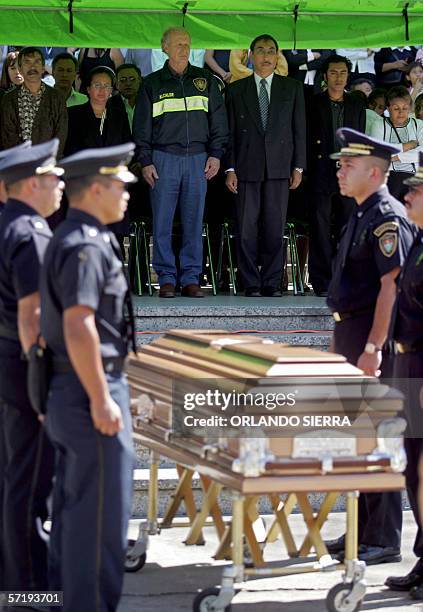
[
  {"left": 125, "top": 539, "right": 147, "bottom": 573},
  {"left": 326, "top": 582, "right": 363, "bottom": 612},
  {"left": 192, "top": 587, "right": 232, "bottom": 612}
]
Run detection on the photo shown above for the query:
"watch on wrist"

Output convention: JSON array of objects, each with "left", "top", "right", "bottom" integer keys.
[
  {"left": 294, "top": 167, "right": 303, "bottom": 173},
  {"left": 364, "top": 342, "right": 382, "bottom": 355}
]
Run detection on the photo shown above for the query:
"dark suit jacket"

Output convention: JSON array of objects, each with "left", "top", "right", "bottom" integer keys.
[
  {"left": 284, "top": 49, "right": 333, "bottom": 93},
  {"left": 0, "top": 84, "right": 68, "bottom": 157},
  {"left": 65, "top": 99, "right": 132, "bottom": 155},
  {"left": 225, "top": 73, "right": 306, "bottom": 181},
  {"left": 374, "top": 47, "right": 416, "bottom": 87},
  {"left": 307, "top": 91, "right": 366, "bottom": 192}
]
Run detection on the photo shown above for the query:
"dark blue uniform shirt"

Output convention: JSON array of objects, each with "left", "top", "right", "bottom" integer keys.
[
  {"left": 392, "top": 230, "right": 423, "bottom": 345},
  {"left": 40, "top": 209, "right": 130, "bottom": 360},
  {"left": 0, "top": 198, "right": 52, "bottom": 336},
  {"left": 327, "top": 186, "right": 416, "bottom": 313}
]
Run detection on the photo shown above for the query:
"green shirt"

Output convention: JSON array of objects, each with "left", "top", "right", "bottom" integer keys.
[
  {"left": 66, "top": 88, "right": 88, "bottom": 108},
  {"left": 121, "top": 94, "right": 135, "bottom": 129}
]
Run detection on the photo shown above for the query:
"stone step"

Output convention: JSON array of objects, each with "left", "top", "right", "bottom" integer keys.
[{"left": 131, "top": 467, "right": 410, "bottom": 519}]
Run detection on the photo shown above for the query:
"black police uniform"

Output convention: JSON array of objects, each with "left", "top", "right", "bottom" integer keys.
[
  {"left": 386, "top": 229, "right": 423, "bottom": 593},
  {"left": 327, "top": 185, "right": 415, "bottom": 554},
  {"left": 0, "top": 198, "right": 54, "bottom": 591},
  {"left": 0, "top": 140, "right": 34, "bottom": 592},
  {"left": 41, "top": 209, "right": 134, "bottom": 612},
  {"left": 327, "top": 128, "right": 417, "bottom": 560}
]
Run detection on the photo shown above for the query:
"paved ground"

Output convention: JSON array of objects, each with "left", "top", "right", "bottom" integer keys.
[{"left": 119, "top": 511, "right": 422, "bottom": 612}]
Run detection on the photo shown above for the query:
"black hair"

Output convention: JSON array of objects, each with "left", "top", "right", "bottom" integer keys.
[
  {"left": 17, "top": 46, "right": 45, "bottom": 66},
  {"left": 386, "top": 85, "right": 411, "bottom": 105},
  {"left": 116, "top": 63, "right": 141, "bottom": 78},
  {"left": 350, "top": 77, "right": 374, "bottom": 90},
  {"left": 87, "top": 65, "right": 116, "bottom": 86},
  {"left": 52, "top": 52, "right": 78, "bottom": 70},
  {"left": 415, "top": 92, "right": 423, "bottom": 116},
  {"left": 368, "top": 87, "right": 387, "bottom": 106},
  {"left": 250, "top": 34, "right": 279, "bottom": 53},
  {"left": 348, "top": 89, "right": 367, "bottom": 104},
  {"left": 322, "top": 53, "right": 352, "bottom": 75}
]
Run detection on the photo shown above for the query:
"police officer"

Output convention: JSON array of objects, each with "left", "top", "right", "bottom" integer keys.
[
  {"left": 40, "top": 144, "right": 136, "bottom": 611},
  {"left": 0, "top": 141, "right": 32, "bottom": 597},
  {"left": 0, "top": 140, "right": 63, "bottom": 595},
  {"left": 0, "top": 142, "right": 32, "bottom": 211},
  {"left": 385, "top": 153, "right": 423, "bottom": 598},
  {"left": 326, "top": 128, "right": 416, "bottom": 564},
  {"left": 133, "top": 26, "right": 228, "bottom": 298}
]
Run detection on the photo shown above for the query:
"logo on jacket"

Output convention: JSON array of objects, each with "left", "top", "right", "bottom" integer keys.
[
  {"left": 193, "top": 77, "right": 207, "bottom": 92},
  {"left": 379, "top": 232, "right": 398, "bottom": 257}
]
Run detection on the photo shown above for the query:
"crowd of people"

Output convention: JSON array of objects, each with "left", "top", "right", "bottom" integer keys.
[
  {"left": 1, "top": 28, "right": 423, "bottom": 612},
  {"left": 1, "top": 40, "right": 423, "bottom": 296}
]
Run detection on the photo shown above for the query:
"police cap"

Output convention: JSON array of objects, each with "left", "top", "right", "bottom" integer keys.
[
  {"left": 60, "top": 143, "right": 137, "bottom": 184},
  {"left": 330, "top": 128, "right": 401, "bottom": 161},
  {"left": 0, "top": 139, "right": 64, "bottom": 184},
  {"left": 404, "top": 151, "right": 423, "bottom": 186},
  {"left": 0, "top": 141, "right": 32, "bottom": 168}
]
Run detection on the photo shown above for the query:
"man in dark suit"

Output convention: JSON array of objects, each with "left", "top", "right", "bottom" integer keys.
[
  {"left": 307, "top": 54, "right": 366, "bottom": 296},
  {"left": 225, "top": 34, "right": 306, "bottom": 297}
]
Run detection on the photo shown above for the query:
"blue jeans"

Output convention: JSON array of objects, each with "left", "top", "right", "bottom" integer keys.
[
  {"left": 45, "top": 372, "right": 134, "bottom": 612},
  {"left": 150, "top": 150, "right": 207, "bottom": 286}
]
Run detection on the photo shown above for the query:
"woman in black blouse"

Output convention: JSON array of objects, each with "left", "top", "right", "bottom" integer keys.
[
  {"left": 65, "top": 66, "right": 131, "bottom": 155},
  {"left": 65, "top": 66, "right": 132, "bottom": 244}
]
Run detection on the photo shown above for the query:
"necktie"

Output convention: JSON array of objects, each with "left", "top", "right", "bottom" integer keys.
[{"left": 259, "top": 78, "right": 269, "bottom": 131}]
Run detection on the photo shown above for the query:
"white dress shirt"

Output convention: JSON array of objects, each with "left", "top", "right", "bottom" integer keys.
[{"left": 253, "top": 71, "right": 274, "bottom": 101}]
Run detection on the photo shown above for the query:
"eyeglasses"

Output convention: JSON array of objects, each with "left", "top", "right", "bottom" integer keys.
[
  {"left": 118, "top": 76, "right": 138, "bottom": 83},
  {"left": 90, "top": 83, "right": 113, "bottom": 91},
  {"left": 254, "top": 48, "right": 277, "bottom": 56}
]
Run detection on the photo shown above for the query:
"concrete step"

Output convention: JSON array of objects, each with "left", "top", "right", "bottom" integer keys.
[
  {"left": 133, "top": 295, "right": 334, "bottom": 349},
  {"left": 131, "top": 466, "right": 410, "bottom": 519}
]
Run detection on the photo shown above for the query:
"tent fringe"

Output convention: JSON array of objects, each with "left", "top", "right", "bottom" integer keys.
[
  {"left": 293, "top": 3, "right": 299, "bottom": 50},
  {"left": 402, "top": 2, "right": 410, "bottom": 41},
  {"left": 68, "top": 0, "right": 74, "bottom": 34}
]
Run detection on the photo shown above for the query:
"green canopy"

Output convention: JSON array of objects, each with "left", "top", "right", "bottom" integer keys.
[{"left": 0, "top": 0, "right": 422, "bottom": 49}]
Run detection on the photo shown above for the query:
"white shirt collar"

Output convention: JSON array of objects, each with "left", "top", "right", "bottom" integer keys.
[
  {"left": 253, "top": 71, "right": 274, "bottom": 89},
  {"left": 391, "top": 46, "right": 411, "bottom": 51}
]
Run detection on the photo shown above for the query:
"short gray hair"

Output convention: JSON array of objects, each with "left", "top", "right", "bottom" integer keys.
[{"left": 161, "top": 27, "right": 191, "bottom": 49}]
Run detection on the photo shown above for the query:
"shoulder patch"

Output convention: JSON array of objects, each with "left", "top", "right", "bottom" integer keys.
[
  {"left": 193, "top": 77, "right": 207, "bottom": 92},
  {"left": 373, "top": 221, "right": 399, "bottom": 237},
  {"left": 378, "top": 232, "right": 398, "bottom": 257}
]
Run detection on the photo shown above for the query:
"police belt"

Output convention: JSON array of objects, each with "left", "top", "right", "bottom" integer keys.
[
  {"left": 332, "top": 307, "right": 374, "bottom": 322},
  {"left": 52, "top": 356, "right": 126, "bottom": 374},
  {"left": 0, "top": 323, "right": 19, "bottom": 341},
  {"left": 395, "top": 341, "right": 423, "bottom": 354}
]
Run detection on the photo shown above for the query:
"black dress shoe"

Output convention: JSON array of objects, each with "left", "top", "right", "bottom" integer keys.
[
  {"left": 314, "top": 289, "right": 328, "bottom": 297},
  {"left": 245, "top": 286, "right": 261, "bottom": 297},
  {"left": 261, "top": 286, "right": 282, "bottom": 297},
  {"left": 159, "top": 283, "right": 175, "bottom": 298},
  {"left": 358, "top": 545, "right": 401, "bottom": 566},
  {"left": 386, "top": 566, "right": 423, "bottom": 591},
  {"left": 325, "top": 535, "right": 345, "bottom": 554}
]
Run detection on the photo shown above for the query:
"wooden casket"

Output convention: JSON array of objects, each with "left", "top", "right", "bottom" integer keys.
[{"left": 128, "top": 330, "right": 405, "bottom": 492}]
